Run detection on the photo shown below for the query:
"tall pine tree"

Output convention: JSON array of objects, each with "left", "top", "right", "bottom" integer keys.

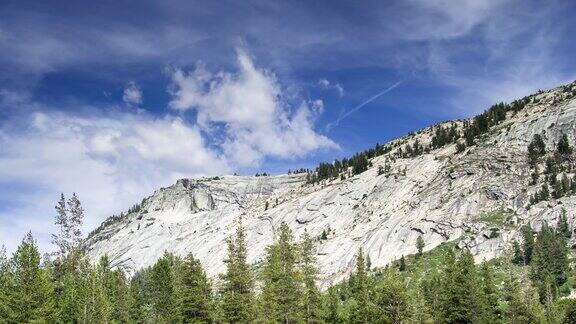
[
  {"left": 260, "top": 222, "right": 303, "bottom": 323},
  {"left": 178, "top": 253, "right": 213, "bottom": 322},
  {"left": 8, "top": 232, "right": 56, "bottom": 322},
  {"left": 220, "top": 218, "right": 255, "bottom": 323}
]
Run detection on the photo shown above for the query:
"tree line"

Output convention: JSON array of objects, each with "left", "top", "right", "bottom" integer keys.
[{"left": 2, "top": 194, "right": 576, "bottom": 323}]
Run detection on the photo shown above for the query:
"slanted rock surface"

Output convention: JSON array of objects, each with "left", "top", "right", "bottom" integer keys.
[{"left": 86, "top": 82, "right": 576, "bottom": 289}]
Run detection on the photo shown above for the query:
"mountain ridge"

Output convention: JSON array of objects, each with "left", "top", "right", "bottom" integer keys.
[{"left": 86, "top": 80, "right": 576, "bottom": 288}]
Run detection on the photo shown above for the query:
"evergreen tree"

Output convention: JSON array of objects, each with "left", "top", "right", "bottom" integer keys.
[
  {"left": 557, "top": 133, "right": 572, "bottom": 155},
  {"left": 150, "top": 252, "right": 180, "bottom": 323},
  {"left": 128, "top": 271, "right": 149, "bottom": 322},
  {"left": 7, "top": 232, "right": 56, "bottom": 322},
  {"left": 350, "top": 248, "right": 375, "bottom": 323},
  {"left": 540, "top": 182, "right": 550, "bottom": 200},
  {"left": 398, "top": 255, "right": 406, "bottom": 271},
  {"left": 528, "top": 134, "right": 546, "bottom": 165},
  {"left": 83, "top": 260, "right": 112, "bottom": 323},
  {"left": 479, "top": 263, "right": 501, "bottom": 323},
  {"left": 179, "top": 253, "right": 213, "bottom": 323},
  {"left": 102, "top": 262, "right": 131, "bottom": 323},
  {"left": 300, "top": 232, "right": 324, "bottom": 323},
  {"left": 260, "top": 222, "right": 303, "bottom": 323},
  {"left": 325, "top": 286, "right": 341, "bottom": 324},
  {"left": 416, "top": 235, "right": 425, "bottom": 258},
  {"left": 520, "top": 225, "right": 534, "bottom": 265},
  {"left": 503, "top": 271, "right": 545, "bottom": 323},
  {"left": 512, "top": 240, "right": 523, "bottom": 264},
  {"left": 531, "top": 223, "right": 569, "bottom": 302},
  {"left": 220, "top": 219, "right": 255, "bottom": 323},
  {"left": 563, "top": 299, "right": 576, "bottom": 324},
  {"left": 0, "top": 246, "right": 12, "bottom": 320},
  {"left": 557, "top": 209, "right": 571, "bottom": 239},
  {"left": 441, "top": 249, "right": 482, "bottom": 323},
  {"left": 421, "top": 271, "right": 443, "bottom": 321},
  {"left": 374, "top": 269, "right": 413, "bottom": 323}
]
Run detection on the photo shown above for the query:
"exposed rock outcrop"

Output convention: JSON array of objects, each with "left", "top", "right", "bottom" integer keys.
[{"left": 86, "top": 82, "right": 576, "bottom": 289}]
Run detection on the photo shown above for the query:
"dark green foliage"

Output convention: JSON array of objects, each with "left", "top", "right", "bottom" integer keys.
[
  {"left": 563, "top": 299, "right": 576, "bottom": 324},
  {"left": 431, "top": 123, "right": 459, "bottom": 148},
  {"left": 440, "top": 249, "right": 483, "bottom": 323},
  {"left": 220, "top": 219, "right": 256, "bottom": 323},
  {"left": 479, "top": 263, "right": 501, "bottom": 322},
  {"left": 558, "top": 209, "right": 571, "bottom": 240},
  {"left": 416, "top": 235, "right": 425, "bottom": 257},
  {"left": 350, "top": 248, "right": 376, "bottom": 323},
  {"left": 456, "top": 141, "right": 466, "bottom": 153},
  {"left": 150, "top": 252, "right": 181, "bottom": 323},
  {"left": 557, "top": 133, "right": 572, "bottom": 155},
  {"left": 179, "top": 253, "right": 213, "bottom": 323},
  {"left": 528, "top": 134, "right": 546, "bottom": 165},
  {"left": 300, "top": 232, "right": 324, "bottom": 323},
  {"left": 512, "top": 240, "right": 523, "bottom": 265},
  {"left": 531, "top": 223, "right": 569, "bottom": 302},
  {"left": 374, "top": 269, "right": 413, "bottom": 323},
  {"left": 398, "top": 255, "right": 406, "bottom": 271},
  {"left": 521, "top": 225, "right": 534, "bottom": 265},
  {"left": 260, "top": 222, "right": 302, "bottom": 322},
  {"left": 5, "top": 233, "right": 56, "bottom": 322}
]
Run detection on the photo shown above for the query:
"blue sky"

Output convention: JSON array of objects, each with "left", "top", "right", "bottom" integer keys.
[{"left": 1, "top": 0, "right": 575, "bottom": 252}]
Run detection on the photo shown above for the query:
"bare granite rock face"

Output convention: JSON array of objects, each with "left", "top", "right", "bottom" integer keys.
[{"left": 86, "top": 82, "right": 576, "bottom": 289}]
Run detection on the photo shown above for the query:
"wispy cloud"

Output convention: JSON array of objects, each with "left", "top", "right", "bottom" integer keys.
[
  {"left": 122, "top": 82, "right": 143, "bottom": 105},
  {"left": 327, "top": 80, "right": 403, "bottom": 130},
  {"left": 318, "top": 78, "right": 344, "bottom": 98}
]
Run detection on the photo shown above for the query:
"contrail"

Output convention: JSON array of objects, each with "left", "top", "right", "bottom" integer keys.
[{"left": 327, "top": 80, "right": 403, "bottom": 131}]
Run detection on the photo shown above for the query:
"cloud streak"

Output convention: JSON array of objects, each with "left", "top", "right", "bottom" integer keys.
[{"left": 327, "top": 80, "right": 403, "bottom": 130}]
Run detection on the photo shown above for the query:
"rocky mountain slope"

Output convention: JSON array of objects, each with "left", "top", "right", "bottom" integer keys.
[{"left": 86, "top": 81, "right": 576, "bottom": 288}]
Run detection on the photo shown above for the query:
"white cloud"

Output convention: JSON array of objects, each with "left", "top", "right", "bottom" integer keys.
[
  {"left": 122, "top": 82, "right": 142, "bottom": 105},
  {"left": 400, "top": 0, "right": 509, "bottom": 40},
  {"left": 169, "top": 49, "right": 337, "bottom": 166},
  {"left": 318, "top": 78, "right": 344, "bottom": 97},
  {"left": 0, "top": 109, "right": 229, "bottom": 253}
]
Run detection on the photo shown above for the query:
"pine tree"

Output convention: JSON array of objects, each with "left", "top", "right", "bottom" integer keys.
[
  {"left": 557, "top": 133, "right": 572, "bottom": 155},
  {"left": 0, "top": 245, "right": 12, "bottom": 320},
  {"left": 220, "top": 219, "right": 255, "bottom": 323},
  {"left": 83, "top": 262, "right": 112, "bottom": 323},
  {"left": 530, "top": 223, "right": 569, "bottom": 302},
  {"left": 398, "top": 255, "right": 406, "bottom": 271},
  {"left": 300, "top": 232, "right": 323, "bottom": 323},
  {"left": 325, "top": 286, "right": 341, "bottom": 324},
  {"left": 421, "top": 271, "right": 443, "bottom": 321},
  {"left": 374, "top": 268, "right": 413, "bottom": 323},
  {"left": 150, "top": 252, "right": 180, "bottom": 323},
  {"left": 179, "top": 253, "right": 212, "bottom": 323},
  {"left": 512, "top": 240, "right": 523, "bottom": 264},
  {"left": 441, "top": 249, "right": 481, "bottom": 323},
  {"left": 503, "top": 271, "right": 544, "bottom": 323},
  {"left": 563, "top": 300, "right": 576, "bottom": 324},
  {"left": 520, "top": 225, "right": 534, "bottom": 265},
  {"left": 53, "top": 193, "right": 69, "bottom": 259},
  {"left": 350, "top": 248, "right": 374, "bottom": 323},
  {"left": 528, "top": 134, "right": 546, "bottom": 165},
  {"left": 557, "top": 209, "right": 571, "bottom": 239},
  {"left": 416, "top": 235, "right": 425, "bottom": 258},
  {"left": 103, "top": 266, "right": 131, "bottom": 323},
  {"left": 260, "top": 222, "right": 302, "bottom": 323},
  {"left": 128, "top": 271, "right": 149, "bottom": 322},
  {"left": 540, "top": 183, "right": 550, "bottom": 200},
  {"left": 8, "top": 232, "right": 56, "bottom": 322},
  {"left": 479, "top": 263, "right": 501, "bottom": 322}
]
